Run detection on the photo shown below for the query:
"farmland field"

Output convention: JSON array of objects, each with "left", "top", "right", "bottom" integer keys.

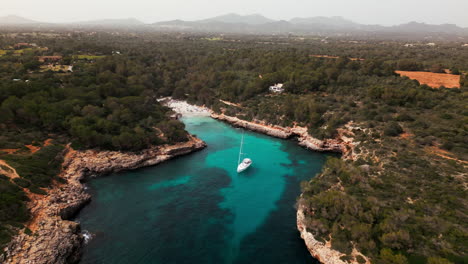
[{"left": 396, "top": 70, "right": 461, "bottom": 88}]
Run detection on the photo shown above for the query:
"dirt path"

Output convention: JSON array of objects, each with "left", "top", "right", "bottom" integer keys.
[
  {"left": 43, "top": 139, "right": 53, "bottom": 146},
  {"left": 0, "top": 149, "right": 19, "bottom": 154},
  {"left": 0, "top": 160, "right": 20, "bottom": 179},
  {"left": 399, "top": 132, "right": 413, "bottom": 139},
  {"left": 0, "top": 159, "right": 48, "bottom": 232},
  {"left": 25, "top": 191, "right": 51, "bottom": 232},
  {"left": 25, "top": 145, "right": 41, "bottom": 153},
  {"left": 425, "top": 146, "right": 468, "bottom": 164},
  {"left": 219, "top": 99, "right": 242, "bottom": 107}
]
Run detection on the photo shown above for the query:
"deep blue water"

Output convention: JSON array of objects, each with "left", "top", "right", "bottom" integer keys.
[{"left": 76, "top": 117, "right": 331, "bottom": 264}]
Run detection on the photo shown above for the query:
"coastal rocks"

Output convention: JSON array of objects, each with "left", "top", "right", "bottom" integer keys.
[
  {"left": 297, "top": 204, "right": 348, "bottom": 264},
  {"left": 4, "top": 219, "right": 83, "bottom": 264},
  {"left": 3, "top": 136, "right": 206, "bottom": 264},
  {"left": 297, "top": 203, "right": 371, "bottom": 264},
  {"left": 211, "top": 113, "right": 356, "bottom": 159},
  {"left": 212, "top": 113, "right": 293, "bottom": 138}
]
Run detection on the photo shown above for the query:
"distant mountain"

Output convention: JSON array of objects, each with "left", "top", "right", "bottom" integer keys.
[
  {"left": 153, "top": 15, "right": 372, "bottom": 34},
  {"left": 0, "top": 15, "right": 37, "bottom": 24},
  {"left": 72, "top": 18, "right": 144, "bottom": 26},
  {"left": 0, "top": 15, "right": 144, "bottom": 28},
  {"left": 290, "top": 16, "right": 357, "bottom": 27},
  {"left": 153, "top": 15, "right": 468, "bottom": 38},
  {"left": 389, "top": 21, "right": 467, "bottom": 34},
  {"left": 1, "top": 13, "right": 467, "bottom": 39},
  {"left": 199, "top": 13, "right": 275, "bottom": 25}
]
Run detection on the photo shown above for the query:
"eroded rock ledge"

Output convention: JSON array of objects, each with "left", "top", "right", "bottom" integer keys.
[
  {"left": 211, "top": 113, "right": 357, "bottom": 160},
  {"left": 297, "top": 202, "right": 371, "bottom": 264},
  {"left": 297, "top": 204, "right": 347, "bottom": 264},
  {"left": 3, "top": 136, "right": 206, "bottom": 264}
]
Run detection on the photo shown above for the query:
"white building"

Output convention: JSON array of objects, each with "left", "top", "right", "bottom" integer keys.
[{"left": 269, "top": 83, "right": 284, "bottom": 93}]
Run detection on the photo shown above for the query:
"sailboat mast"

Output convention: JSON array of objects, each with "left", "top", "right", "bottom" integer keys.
[{"left": 238, "top": 132, "right": 244, "bottom": 165}]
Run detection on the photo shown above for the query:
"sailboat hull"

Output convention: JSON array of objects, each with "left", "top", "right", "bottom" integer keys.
[{"left": 237, "top": 158, "right": 252, "bottom": 173}]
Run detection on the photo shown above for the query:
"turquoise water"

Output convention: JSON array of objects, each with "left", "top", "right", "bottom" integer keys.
[{"left": 77, "top": 117, "right": 332, "bottom": 264}]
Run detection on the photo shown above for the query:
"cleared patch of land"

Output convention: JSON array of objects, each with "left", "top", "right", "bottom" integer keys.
[
  {"left": 310, "top": 54, "right": 364, "bottom": 61},
  {"left": 310, "top": 54, "right": 339, "bottom": 59},
  {"left": 39, "top": 64, "right": 72, "bottom": 72},
  {"left": 203, "top": 37, "right": 223, "bottom": 41},
  {"left": 396, "top": 71, "right": 461, "bottom": 88},
  {"left": 73, "top": 55, "right": 105, "bottom": 60}
]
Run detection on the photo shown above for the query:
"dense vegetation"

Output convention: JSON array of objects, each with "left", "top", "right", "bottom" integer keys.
[
  {"left": 0, "top": 32, "right": 191, "bottom": 254},
  {"left": 0, "top": 31, "right": 466, "bottom": 263}
]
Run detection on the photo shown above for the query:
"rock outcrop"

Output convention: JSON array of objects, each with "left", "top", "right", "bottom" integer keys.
[
  {"left": 211, "top": 113, "right": 357, "bottom": 159},
  {"left": 297, "top": 202, "right": 371, "bottom": 264},
  {"left": 297, "top": 204, "right": 347, "bottom": 264},
  {"left": 3, "top": 136, "right": 206, "bottom": 264},
  {"left": 212, "top": 113, "right": 293, "bottom": 138}
]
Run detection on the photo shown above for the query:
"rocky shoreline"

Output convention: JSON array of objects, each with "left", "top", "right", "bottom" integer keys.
[
  {"left": 3, "top": 136, "right": 206, "bottom": 264},
  {"left": 210, "top": 113, "right": 362, "bottom": 263},
  {"left": 297, "top": 205, "right": 347, "bottom": 264},
  {"left": 3, "top": 99, "right": 358, "bottom": 264},
  {"left": 211, "top": 113, "right": 357, "bottom": 159},
  {"left": 161, "top": 100, "right": 361, "bottom": 263}
]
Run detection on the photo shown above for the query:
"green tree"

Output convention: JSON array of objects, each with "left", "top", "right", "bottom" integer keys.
[
  {"left": 378, "top": 249, "right": 408, "bottom": 264},
  {"left": 427, "top": 257, "right": 454, "bottom": 264}
]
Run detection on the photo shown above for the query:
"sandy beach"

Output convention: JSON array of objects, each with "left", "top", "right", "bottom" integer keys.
[{"left": 162, "top": 98, "right": 212, "bottom": 117}]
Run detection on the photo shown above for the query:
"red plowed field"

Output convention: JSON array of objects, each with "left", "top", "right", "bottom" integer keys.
[{"left": 396, "top": 71, "right": 460, "bottom": 88}]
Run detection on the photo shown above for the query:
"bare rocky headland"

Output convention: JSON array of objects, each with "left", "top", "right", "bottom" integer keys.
[{"left": 3, "top": 136, "right": 206, "bottom": 264}]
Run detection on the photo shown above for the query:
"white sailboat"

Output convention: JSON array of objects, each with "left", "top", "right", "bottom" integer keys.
[{"left": 237, "top": 131, "right": 252, "bottom": 173}]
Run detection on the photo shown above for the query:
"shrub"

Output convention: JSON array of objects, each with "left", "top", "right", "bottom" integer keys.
[
  {"left": 384, "top": 122, "right": 403, "bottom": 137},
  {"left": 356, "top": 255, "right": 366, "bottom": 264},
  {"left": 13, "top": 178, "right": 31, "bottom": 188},
  {"left": 427, "top": 257, "right": 454, "bottom": 264},
  {"left": 24, "top": 227, "right": 32, "bottom": 236}
]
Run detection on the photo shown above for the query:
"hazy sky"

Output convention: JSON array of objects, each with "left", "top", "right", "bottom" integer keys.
[{"left": 2, "top": 0, "right": 468, "bottom": 26}]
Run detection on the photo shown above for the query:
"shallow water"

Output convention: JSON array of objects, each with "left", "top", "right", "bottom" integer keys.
[{"left": 77, "top": 117, "right": 332, "bottom": 264}]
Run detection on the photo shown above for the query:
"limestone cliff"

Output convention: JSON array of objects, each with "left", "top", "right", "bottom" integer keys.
[
  {"left": 3, "top": 136, "right": 206, "bottom": 264},
  {"left": 297, "top": 204, "right": 347, "bottom": 264},
  {"left": 297, "top": 202, "right": 371, "bottom": 264},
  {"left": 211, "top": 113, "right": 357, "bottom": 159}
]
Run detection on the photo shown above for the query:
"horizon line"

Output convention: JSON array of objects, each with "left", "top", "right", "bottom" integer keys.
[{"left": 0, "top": 13, "right": 465, "bottom": 28}]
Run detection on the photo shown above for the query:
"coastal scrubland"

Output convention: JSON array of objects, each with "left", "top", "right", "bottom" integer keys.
[{"left": 0, "top": 32, "right": 466, "bottom": 263}]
